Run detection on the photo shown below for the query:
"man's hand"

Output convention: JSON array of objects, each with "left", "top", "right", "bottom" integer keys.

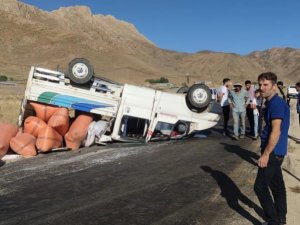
[{"left": 258, "top": 153, "right": 269, "bottom": 168}]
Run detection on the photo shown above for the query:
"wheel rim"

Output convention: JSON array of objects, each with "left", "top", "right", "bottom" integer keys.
[
  {"left": 72, "top": 63, "right": 89, "bottom": 79},
  {"left": 192, "top": 88, "right": 208, "bottom": 104}
]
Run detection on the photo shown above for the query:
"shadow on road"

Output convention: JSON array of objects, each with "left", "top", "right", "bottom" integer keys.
[
  {"left": 288, "top": 135, "right": 300, "bottom": 144},
  {"left": 195, "top": 129, "right": 213, "bottom": 136},
  {"left": 220, "top": 142, "right": 260, "bottom": 167},
  {"left": 282, "top": 168, "right": 300, "bottom": 182},
  {"left": 211, "top": 127, "right": 224, "bottom": 135},
  {"left": 211, "top": 126, "right": 233, "bottom": 135},
  {"left": 201, "top": 166, "right": 264, "bottom": 225},
  {"left": 0, "top": 160, "right": 5, "bottom": 167}
]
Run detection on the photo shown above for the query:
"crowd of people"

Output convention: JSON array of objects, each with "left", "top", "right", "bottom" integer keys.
[
  {"left": 216, "top": 73, "right": 300, "bottom": 225},
  {"left": 217, "top": 77, "right": 298, "bottom": 141}
]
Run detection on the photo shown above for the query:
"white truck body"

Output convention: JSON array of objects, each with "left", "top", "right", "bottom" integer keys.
[{"left": 19, "top": 66, "right": 220, "bottom": 144}]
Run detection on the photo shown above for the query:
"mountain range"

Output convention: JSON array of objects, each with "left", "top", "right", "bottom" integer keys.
[{"left": 0, "top": 0, "right": 299, "bottom": 86}]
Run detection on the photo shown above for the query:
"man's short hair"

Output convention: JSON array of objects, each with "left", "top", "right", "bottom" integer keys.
[
  {"left": 223, "top": 78, "right": 230, "bottom": 84},
  {"left": 245, "top": 80, "right": 251, "bottom": 85},
  {"left": 277, "top": 81, "right": 283, "bottom": 86},
  {"left": 296, "top": 82, "right": 300, "bottom": 87},
  {"left": 254, "top": 89, "right": 261, "bottom": 94},
  {"left": 257, "top": 72, "right": 277, "bottom": 84}
]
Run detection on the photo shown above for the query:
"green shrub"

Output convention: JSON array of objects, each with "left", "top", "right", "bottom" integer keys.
[
  {"left": 0, "top": 75, "right": 8, "bottom": 82},
  {"left": 145, "top": 77, "right": 169, "bottom": 84}
]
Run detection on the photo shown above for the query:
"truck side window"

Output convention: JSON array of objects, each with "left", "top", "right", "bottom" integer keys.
[{"left": 153, "top": 122, "right": 173, "bottom": 137}]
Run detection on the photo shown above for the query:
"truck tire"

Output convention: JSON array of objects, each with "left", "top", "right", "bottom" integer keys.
[
  {"left": 186, "top": 84, "right": 211, "bottom": 112},
  {"left": 68, "top": 58, "right": 94, "bottom": 84},
  {"left": 176, "top": 122, "right": 188, "bottom": 134}
]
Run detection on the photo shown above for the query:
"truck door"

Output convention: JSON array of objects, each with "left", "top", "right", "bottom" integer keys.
[{"left": 111, "top": 84, "right": 157, "bottom": 142}]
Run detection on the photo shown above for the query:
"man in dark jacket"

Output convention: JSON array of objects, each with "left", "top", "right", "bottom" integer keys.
[
  {"left": 245, "top": 80, "right": 255, "bottom": 136},
  {"left": 276, "top": 81, "right": 286, "bottom": 101},
  {"left": 296, "top": 82, "right": 300, "bottom": 125}
]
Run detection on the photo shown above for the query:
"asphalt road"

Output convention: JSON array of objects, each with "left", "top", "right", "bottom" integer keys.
[{"left": 0, "top": 128, "right": 264, "bottom": 225}]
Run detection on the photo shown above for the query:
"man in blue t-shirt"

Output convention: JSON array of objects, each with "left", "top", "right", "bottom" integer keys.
[{"left": 254, "top": 72, "right": 290, "bottom": 225}]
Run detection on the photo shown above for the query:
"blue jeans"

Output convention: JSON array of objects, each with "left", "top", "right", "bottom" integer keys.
[{"left": 232, "top": 110, "right": 246, "bottom": 136}]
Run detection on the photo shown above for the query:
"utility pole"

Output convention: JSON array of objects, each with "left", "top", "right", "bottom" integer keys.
[{"left": 185, "top": 72, "right": 190, "bottom": 85}]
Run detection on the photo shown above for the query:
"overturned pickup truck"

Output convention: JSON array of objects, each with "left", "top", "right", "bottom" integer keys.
[{"left": 19, "top": 58, "right": 220, "bottom": 145}]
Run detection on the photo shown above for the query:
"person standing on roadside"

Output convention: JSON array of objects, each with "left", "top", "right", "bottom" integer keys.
[
  {"left": 217, "top": 78, "right": 232, "bottom": 136},
  {"left": 276, "top": 81, "right": 286, "bottom": 101},
  {"left": 296, "top": 82, "right": 300, "bottom": 126},
  {"left": 256, "top": 89, "right": 265, "bottom": 137},
  {"left": 228, "top": 83, "right": 249, "bottom": 140},
  {"left": 245, "top": 80, "right": 255, "bottom": 136},
  {"left": 252, "top": 89, "right": 262, "bottom": 140},
  {"left": 254, "top": 72, "right": 290, "bottom": 225}
]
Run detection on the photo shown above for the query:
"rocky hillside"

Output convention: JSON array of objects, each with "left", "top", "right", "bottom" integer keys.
[
  {"left": 248, "top": 48, "right": 300, "bottom": 83},
  {"left": 0, "top": 0, "right": 299, "bottom": 86}
]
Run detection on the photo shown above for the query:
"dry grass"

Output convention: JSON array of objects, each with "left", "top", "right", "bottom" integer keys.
[{"left": 0, "top": 84, "right": 25, "bottom": 124}]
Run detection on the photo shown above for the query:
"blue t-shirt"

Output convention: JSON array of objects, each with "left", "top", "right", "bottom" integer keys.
[{"left": 261, "top": 94, "right": 290, "bottom": 156}]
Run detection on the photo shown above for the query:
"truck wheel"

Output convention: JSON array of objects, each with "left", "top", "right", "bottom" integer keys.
[
  {"left": 186, "top": 84, "right": 211, "bottom": 112},
  {"left": 176, "top": 122, "right": 188, "bottom": 134},
  {"left": 68, "top": 58, "right": 94, "bottom": 84}
]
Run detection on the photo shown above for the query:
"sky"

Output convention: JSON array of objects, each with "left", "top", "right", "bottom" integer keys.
[{"left": 20, "top": 0, "right": 300, "bottom": 55}]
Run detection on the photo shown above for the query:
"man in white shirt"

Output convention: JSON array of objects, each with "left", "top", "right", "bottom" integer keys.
[{"left": 217, "top": 78, "right": 232, "bottom": 136}]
